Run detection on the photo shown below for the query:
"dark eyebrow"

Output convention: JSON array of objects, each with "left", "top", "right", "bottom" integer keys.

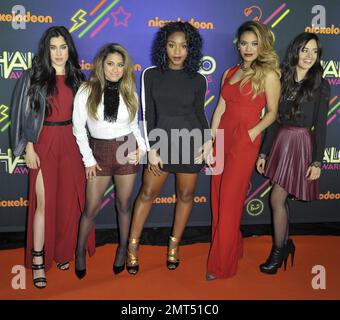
[
  {"left": 302, "top": 46, "right": 318, "bottom": 50},
  {"left": 167, "top": 40, "right": 187, "bottom": 44},
  {"left": 106, "top": 60, "right": 124, "bottom": 63},
  {"left": 50, "top": 43, "right": 67, "bottom": 47}
]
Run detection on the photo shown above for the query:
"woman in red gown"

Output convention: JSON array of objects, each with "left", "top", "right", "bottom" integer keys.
[
  {"left": 10, "top": 26, "right": 95, "bottom": 288},
  {"left": 206, "top": 21, "right": 281, "bottom": 280}
]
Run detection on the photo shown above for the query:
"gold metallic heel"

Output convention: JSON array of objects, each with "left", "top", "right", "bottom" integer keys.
[
  {"left": 126, "top": 238, "right": 139, "bottom": 275},
  {"left": 167, "top": 236, "right": 180, "bottom": 270}
]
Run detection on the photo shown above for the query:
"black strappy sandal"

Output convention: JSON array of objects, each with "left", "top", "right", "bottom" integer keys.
[{"left": 31, "top": 249, "right": 47, "bottom": 289}]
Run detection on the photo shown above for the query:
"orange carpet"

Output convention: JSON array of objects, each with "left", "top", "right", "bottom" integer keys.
[{"left": 0, "top": 236, "right": 339, "bottom": 300}]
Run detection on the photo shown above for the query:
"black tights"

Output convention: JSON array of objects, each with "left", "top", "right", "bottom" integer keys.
[
  {"left": 76, "top": 174, "right": 137, "bottom": 270},
  {"left": 270, "top": 183, "right": 290, "bottom": 248}
]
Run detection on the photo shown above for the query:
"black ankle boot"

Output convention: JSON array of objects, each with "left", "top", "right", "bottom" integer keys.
[{"left": 259, "top": 245, "right": 287, "bottom": 275}]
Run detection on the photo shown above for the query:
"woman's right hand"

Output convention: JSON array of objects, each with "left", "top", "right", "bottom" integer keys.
[
  {"left": 85, "top": 164, "right": 102, "bottom": 179},
  {"left": 256, "top": 158, "right": 266, "bottom": 175},
  {"left": 147, "top": 149, "right": 163, "bottom": 176},
  {"left": 25, "top": 143, "right": 40, "bottom": 169}
]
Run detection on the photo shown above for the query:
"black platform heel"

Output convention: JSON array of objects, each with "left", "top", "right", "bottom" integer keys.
[
  {"left": 75, "top": 251, "right": 86, "bottom": 279},
  {"left": 286, "top": 238, "right": 296, "bottom": 267},
  {"left": 113, "top": 246, "right": 126, "bottom": 275}
]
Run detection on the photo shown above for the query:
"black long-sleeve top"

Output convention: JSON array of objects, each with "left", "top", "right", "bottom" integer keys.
[
  {"left": 141, "top": 66, "right": 210, "bottom": 151},
  {"left": 260, "top": 79, "right": 331, "bottom": 164}
]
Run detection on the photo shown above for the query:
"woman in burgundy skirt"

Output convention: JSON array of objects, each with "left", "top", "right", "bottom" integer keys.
[
  {"left": 257, "top": 32, "right": 330, "bottom": 274},
  {"left": 10, "top": 26, "right": 95, "bottom": 289}
]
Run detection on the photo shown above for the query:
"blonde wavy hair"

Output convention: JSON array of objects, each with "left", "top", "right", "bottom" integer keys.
[
  {"left": 82, "top": 43, "right": 137, "bottom": 121},
  {"left": 236, "top": 21, "right": 280, "bottom": 98}
]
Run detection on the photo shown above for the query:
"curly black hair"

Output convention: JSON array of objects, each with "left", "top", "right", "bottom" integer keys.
[{"left": 151, "top": 21, "right": 203, "bottom": 74}]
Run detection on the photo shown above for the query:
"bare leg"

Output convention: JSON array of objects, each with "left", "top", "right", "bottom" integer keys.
[
  {"left": 75, "top": 176, "right": 112, "bottom": 271},
  {"left": 167, "top": 173, "right": 198, "bottom": 269},
  {"left": 126, "top": 169, "right": 168, "bottom": 272},
  {"left": 172, "top": 173, "right": 198, "bottom": 239},
  {"left": 32, "top": 170, "right": 46, "bottom": 288},
  {"left": 113, "top": 173, "right": 137, "bottom": 267},
  {"left": 129, "top": 169, "right": 169, "bottom": 239}
]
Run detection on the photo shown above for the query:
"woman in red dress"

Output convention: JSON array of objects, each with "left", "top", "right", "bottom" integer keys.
[
  {"left": 206, "top": 21, "right": 281, "bottom": 280},
  {"left": 10, "top": 26, "right": 95, "bottom": 288}
]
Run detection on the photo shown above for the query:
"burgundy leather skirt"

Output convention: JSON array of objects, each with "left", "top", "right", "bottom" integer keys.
[{"left": 264, "top": 126, "right": 319, "bottom": 201}]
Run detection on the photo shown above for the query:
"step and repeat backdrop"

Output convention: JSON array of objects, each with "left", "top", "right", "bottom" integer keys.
[{"left": 0, "top": 0, "right": 339, "bottom": 231}]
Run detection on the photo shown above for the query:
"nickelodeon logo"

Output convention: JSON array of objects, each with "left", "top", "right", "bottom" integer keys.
[
  {"left": 148, "top": 17, "right": 214, "bottom": 30},
  {"left": 153, "top": 194, "right": 207, "bottom": 204},
  {"left": 319, "top": 191, "right": 340, "bottom": 200},
  {"left": 306, "top": 5, "right": 339, "bottom": 36},
  {"left": 80, "top": 60, "right": 142, "bottom": 72},
  {"left": 0, "top": 197, "right": 28, "bottom": 207},
  {"left": 0, "top": 11, "right": 52, "bottom": 24},
  {"left": 305, "top": 25, "right": 340, "bottom": 35}
]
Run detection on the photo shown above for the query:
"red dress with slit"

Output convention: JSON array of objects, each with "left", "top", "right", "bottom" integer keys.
[
  {"left": 207, "top": 65, "right": 266, "bottom": 278},
  {"left": 25, "top": 75, "right": 95, "bottom": 271}
]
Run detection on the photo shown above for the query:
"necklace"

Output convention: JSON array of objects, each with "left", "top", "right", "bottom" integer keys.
[{"left": 240, "top": 63, "right": 250, "bottom": 72}]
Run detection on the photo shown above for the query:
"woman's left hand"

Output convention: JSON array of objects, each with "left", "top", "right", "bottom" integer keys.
[
  {"left": 306, "top": 166, "right": 321, "bottom": 180},
  {"left": 247, "top": 128, "right": 258, "bottom": 143},
  {"left": 128, "top": 148, "right": 145, "bottom": 165}
]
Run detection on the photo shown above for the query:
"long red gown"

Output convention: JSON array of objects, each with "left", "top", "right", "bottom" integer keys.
[
  {"left": 25, "top": 75, "right": 95, "bottom": 271},
  {"left": 207, "top": 65, "right": 266, "bottom": 278}
]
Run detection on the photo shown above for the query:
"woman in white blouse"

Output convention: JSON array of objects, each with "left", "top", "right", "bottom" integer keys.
[{"left": 72, "top": 43, "right": 146, "bottom": 278}]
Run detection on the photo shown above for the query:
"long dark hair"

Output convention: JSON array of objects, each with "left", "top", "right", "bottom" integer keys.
[
  {"left": 28, "top": 26, "right": 85, "bottom": 116},
  {"left": 281, "top": 32, "right": 323, "bottom": 120},
  {"left": 151, "top": 21, "right": 203, "bottom": 75}
]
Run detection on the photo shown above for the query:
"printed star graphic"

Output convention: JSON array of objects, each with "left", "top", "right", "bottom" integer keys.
[{"left": 111, "top": 6, "right": 131, "bottom": 27}]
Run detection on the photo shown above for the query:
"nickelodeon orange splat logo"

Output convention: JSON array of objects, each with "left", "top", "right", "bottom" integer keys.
[{"left": 244, "top": 6, "right": 263, "bottom": 21}]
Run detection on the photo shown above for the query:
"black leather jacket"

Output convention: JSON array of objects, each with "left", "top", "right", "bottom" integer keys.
[{"left": 10, "top": 69, "right": 47, "bottom": 157}]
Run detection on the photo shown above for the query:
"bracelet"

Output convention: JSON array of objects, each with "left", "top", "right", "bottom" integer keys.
[{"left": 258, "top": 153, "right": 267, "bottom": 160}]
